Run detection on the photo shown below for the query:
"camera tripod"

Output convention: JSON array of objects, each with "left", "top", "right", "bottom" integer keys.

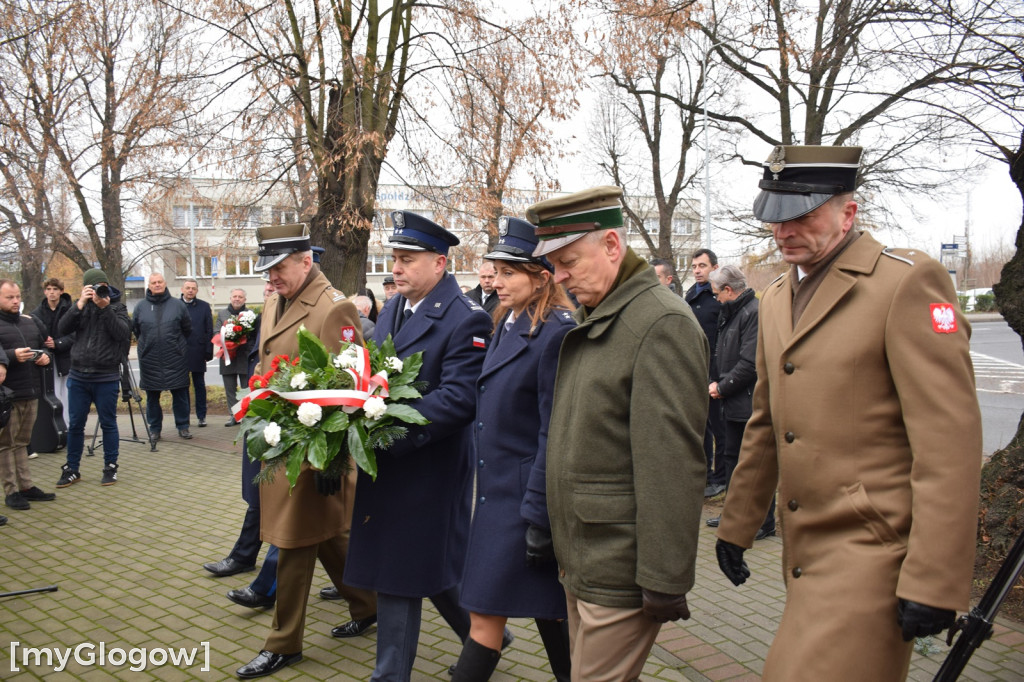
[{"left": 88, "top": 357, "right": 158, "bottom": 454}]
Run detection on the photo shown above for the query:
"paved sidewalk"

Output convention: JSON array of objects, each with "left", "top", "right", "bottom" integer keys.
[{"left": 1, "top": 414, "right": 1022, "bottom": 680}]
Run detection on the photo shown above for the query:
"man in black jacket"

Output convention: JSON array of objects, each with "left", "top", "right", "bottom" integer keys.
[
  {"left": 685, "top": 248, "right": 726, "bottom": 497},
  {"left": 0, "top": 279, "right": 57, "bottom": 510},
  {"left": 30, "top": 277, "right": 74, "bottom": 417},
  {"left": 181, "top": 278, "right": 213, "bottom": 428},
  {"left": 133, "top": 273, "right": 193, "bottom": 440},
  {"left": 466, "top": 260, "right": 499, "bottom": 314},
  {"left": 704, "top": 265, "right": 775, "bottom": 539},
  {"left": 56, "top": 269, "right": 132, "bottom": 488}
]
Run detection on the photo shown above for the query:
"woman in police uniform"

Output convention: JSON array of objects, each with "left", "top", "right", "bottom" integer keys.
[{"left": 451, "top": 216, "right": 575, "bottom": 681}]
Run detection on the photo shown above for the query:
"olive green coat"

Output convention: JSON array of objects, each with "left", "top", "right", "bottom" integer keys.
[
  {"left": 257, "top": 268, "right": 363, "bottom": 549},
  {"left": 547, "top": 258, "right": 709, "bottom": 608},
  {"left": 719, "top": 233, "right": 982, "bottom": 681}
]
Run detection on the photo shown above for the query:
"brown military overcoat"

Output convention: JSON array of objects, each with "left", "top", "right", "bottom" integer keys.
[
  {"left": 719, "top": 232, "right": 982, "bottom": 681},
  {"left": 256, "top": 268, "right": 363, "bottom": 549}
]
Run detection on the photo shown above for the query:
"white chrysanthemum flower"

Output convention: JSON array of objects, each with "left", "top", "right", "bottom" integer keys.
[
  {"left": 263, "top": 422, "right": 282, "bottom": 446},
  {"left": 239, "top": 310, "right": 256, "bottom": 324},
  {"left": 297, "top": 402, "right": 323, "bottom": 427},
  {"left": 363, "top": 396, "right": 387, "bottom": 420},
  {"left": 386, "top": 356, "right": 403, "bottom": 372},
  {"left": 290, "top": 372, "right": 308, "bottom": 390}
]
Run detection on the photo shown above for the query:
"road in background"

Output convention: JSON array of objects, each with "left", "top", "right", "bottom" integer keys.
[{"left": 970, "top": 318, "right": 1024, "bottom": 457}]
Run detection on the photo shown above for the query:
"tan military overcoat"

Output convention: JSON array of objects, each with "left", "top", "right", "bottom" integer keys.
[
  {"left": 256, "top": 268, "right": 363, "bottom": 549},
  {"left": 719, "top": 232, "right": 982, "bottom": 681}
]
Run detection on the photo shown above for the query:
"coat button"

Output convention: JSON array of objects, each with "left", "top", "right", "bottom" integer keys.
[
  {"left": 792, "top": 567, "right": 802, "bottom": 578},
  {"left": 559, "top": 569, "right": 566, "bottom": 578},
  {"left": 788, "top": 499, "right": 799, "bottom": 511},
  {"left": 785, "top": 431, "right": 795, "bottom": 443},
  {"left": 480, "top": 384, "right": 486, "bottom": 393},
  {"left": 477, "top": 422, "right": 484, "bottom": 430},
  {"left": 478, "top": 496, "right": 485, "bottom": 504},
  {"left": 784, "top": 362, "right": 794, "bottom": 374},
  {"left": 478, "top": 459, "right": 485, "bottom": 468}
]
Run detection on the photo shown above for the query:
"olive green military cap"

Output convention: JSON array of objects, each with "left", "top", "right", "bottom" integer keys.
[
  {"left": 254, "top": 223, "right": 311, "bottom": 272},
  {"left": 526, "top": 186, "right": 625, "bottom": 257}
]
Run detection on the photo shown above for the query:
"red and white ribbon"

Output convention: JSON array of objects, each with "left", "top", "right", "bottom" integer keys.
[{"left": 232, "top": 345, "right": 390, "bottom": 421}]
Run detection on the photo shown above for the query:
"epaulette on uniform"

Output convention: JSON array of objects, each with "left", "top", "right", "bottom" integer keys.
[
  {"left": 881, "top": 248, "right": 916, "bottom": 267},
  {"left": 459, "top": 295, "right": 484, "bottom": 313},
  {"left": 326, "top": 286, "right": 347, "bottom": 303},
  {"left": 554, "top": 309, "right": 575, "bottom": 325}
]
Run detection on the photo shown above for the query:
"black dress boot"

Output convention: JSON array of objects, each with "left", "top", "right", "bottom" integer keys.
[
  {"left": 450, "top": 637, "right": 500, "bottom": 682},
  {"left": 536, "top": 618, "right": 571, "bottom": 682}
]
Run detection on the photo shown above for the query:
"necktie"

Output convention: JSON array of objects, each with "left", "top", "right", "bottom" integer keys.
[{"left": 399, "top": 308, "right": 413, "bottom": 332}]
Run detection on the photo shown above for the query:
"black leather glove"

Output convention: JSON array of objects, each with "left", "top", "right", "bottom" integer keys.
[
  {"left": 314, "top": 471, "right": 342, "bottom": 497},
  {"left": 525, "top": 524, "right": 556, "bottom": 567},
  {"left": 897, "top": 599, "right": 956, "bottom": 641},
  {"left": 641, "top": 589, "right": 690, "bottom": 623},
  {"left": 715, "top": 539, "right": 751, "bottom": 586}
]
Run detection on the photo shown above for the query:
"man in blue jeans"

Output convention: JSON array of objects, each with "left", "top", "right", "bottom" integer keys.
[{"left": 56, "top": 269, "right": 132, "bottom": 488}]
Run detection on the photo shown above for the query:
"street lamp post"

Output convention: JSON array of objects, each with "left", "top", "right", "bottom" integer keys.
[{"left": 702, "top": 41, "right": 727, "bottom": 251}]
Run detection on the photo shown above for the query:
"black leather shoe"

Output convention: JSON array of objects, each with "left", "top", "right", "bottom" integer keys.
[
  {"left": 331, "top": 615, "right": 377, "bottom": 638},
  {"left": 150, "top": 431, "right": 160, "bottom": 442},
  {"left": 706, "top": 516, "right": 721, "bottom": 528},
  {"left": 319, "top": 586, "right": 341, "bottom": 600},
  {"left": 755, "top": 527, "right": 776, "bottom": 541},
  {"left": 0, "top": 515, "right": 7, "bottom": 526},
  {"left": 203, "top": 557, "right": 255, "bottom": 577},
  {"left": 236, "top": 650, "right": 302, "bottom": 679},
  {"left": 178, "top": 428, "right": 193, "bottom": 439},
  {"left": 197, "top": 418, "right": 207, "bottom": 427},
  {"left": 227, "top": 587, "right": 275, "bottom": 609}
]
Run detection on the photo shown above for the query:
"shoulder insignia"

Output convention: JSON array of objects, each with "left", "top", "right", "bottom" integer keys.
[
  {"left": 881, "top": 248, "right": 915, "bottom": 266},
  {"left": 328, "top": 289, "right": 347, "bottom": 302}
]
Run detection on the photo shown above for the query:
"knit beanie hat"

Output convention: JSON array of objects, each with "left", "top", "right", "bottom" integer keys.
[{"left": 82, "top": 268, "right": 109, "bottom": 287}]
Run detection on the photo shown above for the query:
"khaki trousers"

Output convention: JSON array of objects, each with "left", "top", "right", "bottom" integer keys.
[
  {"left": 0, "top": 400, "right": 36, "bottom": 495},
  {"left": 565, "top": 590, "right": 661, "bottom": 682},
  {"left": 264, "top": 536, "right": 377, "bottom": 653}
]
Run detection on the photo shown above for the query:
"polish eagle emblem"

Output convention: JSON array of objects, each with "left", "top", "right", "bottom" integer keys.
[{"left": 930, "top": 303, "right": 957, "bottom": 334}]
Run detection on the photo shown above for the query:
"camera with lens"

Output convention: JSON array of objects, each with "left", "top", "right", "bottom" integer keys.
[{"left": 93, "top": 284, "right": 110, "bottom": 299}]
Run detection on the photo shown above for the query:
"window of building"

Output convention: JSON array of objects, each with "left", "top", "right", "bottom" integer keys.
[
  {"left": 224, "top": 206, "right": 261, "bottom": 229},
  {"left": 672, "top": 219, "right": 694, "bottom": 236},
  {"left": 172, "top": 205, "right": 215, "bottom": 229},
  {"left": 225, "top": 251, "right": 255, "bottom": 277},
  {"left": 272, "top": 208, "right": 299, "bottom": 225},
  {"left": 365, "top": 254, "right": 392, "bottom": 274}
]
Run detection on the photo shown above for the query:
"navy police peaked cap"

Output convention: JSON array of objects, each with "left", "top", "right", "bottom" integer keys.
[
  {"left": 485, "top": 216, "right": 553, "bottom": 272},
  {"left": 385, "top": 211, "right": 459, "bottom": 255},
  {"left": 753, "top": 145, "right": 862, "bottom": 223}
]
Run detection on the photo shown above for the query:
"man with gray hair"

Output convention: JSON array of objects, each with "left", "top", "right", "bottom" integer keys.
[
  {"left": 529, "top": 186, "right": 708, "bottom": 679},
  {"left": 217, "top": 287, "right": 250, "bottom": 427},
  {"left": 704, "top": 264, "right": 775, "bottom": 539},
  {"left": 352, "top": 295, "right": 375, "bottom": 338}
]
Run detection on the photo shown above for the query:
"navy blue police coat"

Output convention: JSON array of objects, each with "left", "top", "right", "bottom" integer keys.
[
  {"left": 345, "top": 273, "right": 491, "bottom": 597},
  {"left": 459, "top": 307, "right": 575, "bottom": 619}
]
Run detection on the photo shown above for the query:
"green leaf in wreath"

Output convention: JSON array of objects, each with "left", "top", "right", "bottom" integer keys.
[
  {"left": 321, "top": 410, "right": 350, "bottom": 432},
  {"left": 308, "top": 430, "right": 329, "bottom": 470},
  {"left": 246, "top": 426, "right": 271, "bottom": 460},
  {"left": 325, "top": 430, "right": 346, "bottom": 462},
  {"left": 297, "top": 325, "right": 329, "bottom": 371},
  {"left": 286, "top": 447, "right": 305, "bottom": 490},
  {"left": 384, "top": 403, "right": 430, "bottom": 425},
  {"left": 384, "top": 384, "right": 422, "bottom": 401},
  {"left": 348, "top": 421, "right": 377, "bottom": 480},
  {"left": 245, "top": 398, "right": 278, "bottom": 420}
]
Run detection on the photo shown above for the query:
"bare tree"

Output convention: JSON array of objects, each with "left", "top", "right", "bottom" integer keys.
[
  {"left": 401, "top": 8, "right": 579, "bottom": 253},
  {"left": 0, "top": 0, "right": 213, "bottom": 290}
]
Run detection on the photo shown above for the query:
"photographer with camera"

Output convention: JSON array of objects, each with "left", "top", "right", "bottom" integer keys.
[
  {"left": 0, "top": 279, "right": 57, "bottom": 512},
  {"left": 56, "top": 269, "right": 132, "bottom": 488}
]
